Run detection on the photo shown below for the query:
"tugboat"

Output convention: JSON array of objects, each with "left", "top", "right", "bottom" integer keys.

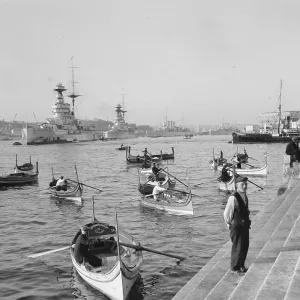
[{"left": 20, "top": 59, "right": 101, "bottom": 145}]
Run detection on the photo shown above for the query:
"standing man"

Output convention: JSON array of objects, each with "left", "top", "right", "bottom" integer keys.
[
  {"left": 285, "top": 137, "right": 300, "bottom": 168},
  {"left": 223, "top": 176, "right": 251, "bottom": 274}
]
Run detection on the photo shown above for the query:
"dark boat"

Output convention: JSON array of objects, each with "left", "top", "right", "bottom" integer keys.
[
  {"left": 116, "top": 145, "right": 126, "bottom": 150},
  {"left": 232, "top": 80, "right": 300, "bottom": 144},
  {"left": 15, "top": 155, "right": 34, "bottom": 172},
  {"left": 150, "top": 147, "right": 175, "bottom": 160},
  {"left": 0, "top": 162, "right": 39, "bottom": 186},
  {"left": 232, "top": 132, "right": 293, "bottom": 144}
]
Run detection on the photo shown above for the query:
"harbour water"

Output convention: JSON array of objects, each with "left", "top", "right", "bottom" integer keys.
[{"left": 0, "top": 136, "right": 287, "bottom": 300}]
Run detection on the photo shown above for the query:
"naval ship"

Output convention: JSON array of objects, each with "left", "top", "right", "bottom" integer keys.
[
  {"left": 20, "top": 63, "right": 101, "bottom": 145},
  {"left": 103, "top": 104, "right": 136, "bottom": 140}
]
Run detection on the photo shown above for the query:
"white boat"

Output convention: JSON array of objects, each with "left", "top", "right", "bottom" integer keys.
[
  {"left": 218, "top": 175, "right": 235, "bottom": 192},
  {"left": 70, "top": 220, "right": 143, "bottom": 300},
  {"left": 49, "top": 166, "right": 83, "bottom": 202},
  {"left": 140, "top": 189, "right": 193, "bottom": 215},
  {"left": 20, "top": 60, "right": 102, "bottom": 145},
  {"left": 217, "top": 154, "right": 268, "bottom": 176},
  {"left": 103, "top": 104, "right": 137, "bottom": 140}
]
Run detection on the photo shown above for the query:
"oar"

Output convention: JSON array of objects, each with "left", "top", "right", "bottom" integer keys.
[
  {"left": 117, "top": 241, "right": 185, "bottom": 260},
  {"left": 67, "top": 178, "right": 102, "bottom": 192},
  {"left": 247, "top": 179, "right": 264, "bottom": 190},
  {"left": 168, "top": 188, "right": 201, "bottom": 198},
  {"left": 28, "top": 246, "right": 70, "bottom": 258},
  {"left": 248, "top": 156, "right": 259, "bottom": 162},
  {"left": 160, "top": 169, "right": 188, "bottom": 187}
]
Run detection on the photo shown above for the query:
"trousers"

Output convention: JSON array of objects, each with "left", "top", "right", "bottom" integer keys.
[{"left": 230, "top": 224, "right": 249, "bottom": 270}]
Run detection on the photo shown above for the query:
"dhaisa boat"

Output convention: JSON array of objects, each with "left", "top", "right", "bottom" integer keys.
[
  {"left": 49, "top": 166, "right": 83, "bottom": 202},
  {"left": 14, "top": 154, "right": 34, "bottom": 173},
  {"left": 20, "top": 62, "right": 101, "bottom": 145},
  {"left": 0, "top": 161, "right": 39, "bottom": 187},
  {"left": 138, "top": 169, "right": 193, "bottom": 215},
  {"left": 218, "top": 154, "right": 268, "bottom": 177},
  {"left": 70, "top": 201, "right": 143, "bottom": 300},
  {"left": 103, "top": 104, "right": 137, "bottom": 140}
]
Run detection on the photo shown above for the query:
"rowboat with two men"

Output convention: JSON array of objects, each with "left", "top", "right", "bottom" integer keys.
[
  {"left": 138, "top": 168, "right": 193, "bottom": 215},
  {"left": 49, "top": 165, "right": 83, "bottom": 201}
]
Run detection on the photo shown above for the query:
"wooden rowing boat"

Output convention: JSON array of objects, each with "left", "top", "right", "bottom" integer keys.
[
  {"left": 0, "top": 161, "right": 39, "bottom": 186},
  {"left": 218, "top": 154, "right": 267, "bottom": 176},
  {"left": 218, "top": 175, "right": 235, "bottom": 192},
  {"left": 139, "top": 189, "right": 193, "bottom": 215},
  {"left": 70, "top": 204, "right": 143, "bottom": 300},
  {"left": 138, "top": 172, "right": 176, "bottom": 195},
  {"left": 49, "top": 165, "right": 83, "bottom": 201},
  {"left": 14, "top": 154, "right": 34, "bottom": 173},
  {"left": 217, "top": 162, "right": 267, "bottom": 176}
]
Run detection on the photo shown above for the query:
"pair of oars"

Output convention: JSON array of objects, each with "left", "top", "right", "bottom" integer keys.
[{"left": 28, "top": 238, "right": 184, "bottom": 261}]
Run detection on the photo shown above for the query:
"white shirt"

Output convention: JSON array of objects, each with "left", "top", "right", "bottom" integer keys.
[
  {"left": 56, "top": 178, "right": 65, "bottom": 186},
  {"left": 152, "top": 185, "right": 166, "bottom": 201}
]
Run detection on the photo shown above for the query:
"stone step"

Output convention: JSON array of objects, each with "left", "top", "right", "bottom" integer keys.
[
  {"left": 203, "top": 187, "right": 300, "bottom": 300},
  {"left": 284, "top": 256, "right": 300, "bottom": 300},
  {"left": 254, "top": 251, "right": 300, "bottom": 300},
  {"left": 172, "top": 185, "right": 300, "bottom": 300},
  {"left": 227, "top": 189, "right": 300, "bottom": 300}
]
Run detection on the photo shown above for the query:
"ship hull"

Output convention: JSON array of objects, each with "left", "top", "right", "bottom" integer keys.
[
  {"left": 147, "top": 131, "right": 190, "bottom": 138},
  {"left": 232, "top": 132, "right": 294, "bottom": 144},
  {"left": 104, "top": 130, "right": 136, "bottom": 140},
  {"left": 21, "top": 127, "right": 99, "bottom": 145}
]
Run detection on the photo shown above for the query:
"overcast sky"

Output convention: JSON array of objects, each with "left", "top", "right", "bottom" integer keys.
[{"left": 1, "top": 0, "right": 300, "bottom": 127}]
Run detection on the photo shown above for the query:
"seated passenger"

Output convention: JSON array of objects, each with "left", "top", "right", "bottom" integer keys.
[
  {"left": 73, "top": 226, "right": 103, "bottom": 268},
  {"left": 152, "top": 182, "right": 166, "bottom": 201},
  {"left": 56, "top": 176, "right": 67, "bottom": 191}
]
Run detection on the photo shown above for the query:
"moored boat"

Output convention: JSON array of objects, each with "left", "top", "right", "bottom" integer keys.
[
  {"left": 14, "top": 154, "right": 34, "bottom": 173},
  {"left": 0, "top": 162, "right": 39, "bottom": 187}
]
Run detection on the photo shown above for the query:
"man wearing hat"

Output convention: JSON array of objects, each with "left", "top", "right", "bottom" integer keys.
[
  {"left": 224, "top": 175, "right": 251, "bottom": 274},
  {"left": 73, "top": 225, "right": 103, "bottom": 268},
  {"left": 285, "top": 137, "right": 300, "bottom": 168}
]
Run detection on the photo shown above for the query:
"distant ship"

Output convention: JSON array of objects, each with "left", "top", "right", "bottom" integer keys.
[
  {"left": 209, "top": 122, "right": 236, "bottom": 135},
  {"left": 21, "top": 61, "right": 102, "bottom": 145},
  {"left": 103, "top": 104, "right": 136, "bottom": 140},
  {"left": 147, "top": 120, "right": 192, "bottom": 138}
]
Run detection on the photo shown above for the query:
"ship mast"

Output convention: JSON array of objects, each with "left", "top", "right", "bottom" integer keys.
[
  {"left": 68, "top": 57, "right": 81, "bottom": 116},
  {"left": 277, "top": 79, "right": 282, "bottom": 134}
]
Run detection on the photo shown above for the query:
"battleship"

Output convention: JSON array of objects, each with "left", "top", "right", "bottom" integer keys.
[
  {"left": 20, "top": 62, "right": 102, "bottom": 145},
  {"left": 103, "top": 104, "right": 136, "bottom": 140}
]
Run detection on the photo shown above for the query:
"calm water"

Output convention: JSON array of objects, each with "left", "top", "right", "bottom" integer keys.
[{"left": 0, "top": 136, "right": 287, "bottom": 300}]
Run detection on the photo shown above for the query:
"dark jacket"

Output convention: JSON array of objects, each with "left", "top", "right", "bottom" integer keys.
[
  {"left": 73, "top": 234, "right": 97, "bottom": 263},
  {"left": 232, "top": 192, "right": 251, "bottom": 228},
  {"left": 286, "top": 141, "right": 298, "bottom": 155}
]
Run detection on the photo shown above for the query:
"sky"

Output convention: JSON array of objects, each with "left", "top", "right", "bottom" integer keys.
[{"left": 1, "top": 0, "right": 300, "bottom": 128}]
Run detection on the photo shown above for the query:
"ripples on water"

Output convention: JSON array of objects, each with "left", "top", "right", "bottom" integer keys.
[{"left": 0, "top": 136, "right": 287, "bottom": 299}]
